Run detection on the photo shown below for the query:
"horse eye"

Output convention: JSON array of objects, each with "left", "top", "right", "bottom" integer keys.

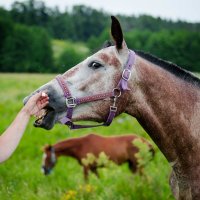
[{"left": 88, "top": 61, "right": 103, "bottom": 69}]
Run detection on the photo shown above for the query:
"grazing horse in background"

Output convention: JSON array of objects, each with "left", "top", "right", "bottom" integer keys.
[
  {"left": 41, "top": 133, "right": 154, "bottom": 180},
  {"left": 24, "top": 16, "right": 200, "bottom": 199}
]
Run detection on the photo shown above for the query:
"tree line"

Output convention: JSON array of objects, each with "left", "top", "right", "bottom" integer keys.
[
  {"left": 0, "top": 0, "right": 199, "bottom": 73},
  {"left": 0, "top": 7, "right": 54, "bottom": 72},
  {"left": 7, "top": 0, "right": 200, "bottom": 41},
  {"left": 88, "top": 29, "right": 200, "bottom": 72}
]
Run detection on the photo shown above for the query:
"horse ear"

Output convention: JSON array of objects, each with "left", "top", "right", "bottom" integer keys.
[
  {"left": 43, "top": 144, "right": 52, "bottom": 152},
  {"left": 111, "top": 16, "right": 126, "bottom": 50}
]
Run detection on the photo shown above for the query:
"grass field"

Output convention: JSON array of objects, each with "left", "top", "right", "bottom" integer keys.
[{"left": 0, "top": 73, "right": 174, "bottom": 200}]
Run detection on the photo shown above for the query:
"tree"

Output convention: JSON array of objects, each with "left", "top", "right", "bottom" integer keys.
[
  {"left": 56, "top": 46, "right": 88, "bottom": 72},
  {"left": 0, "top": 17, "right": 54, "bottom": 72}
]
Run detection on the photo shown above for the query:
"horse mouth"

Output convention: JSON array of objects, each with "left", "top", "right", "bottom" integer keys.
[{"left": 34, "top": 106, "right": 56, "bottom": 130}]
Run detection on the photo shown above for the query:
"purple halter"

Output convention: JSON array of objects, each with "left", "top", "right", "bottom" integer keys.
[{"left": 55, "top": 50, "right": 135, "bottom": 129}]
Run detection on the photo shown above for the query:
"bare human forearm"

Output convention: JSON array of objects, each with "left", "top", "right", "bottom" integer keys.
[
  {"left": 0, "top": 108, "right": 30, "bottom": 163},
  {"left": 0, "top": 91, "right": 49, "bottom": 164}
]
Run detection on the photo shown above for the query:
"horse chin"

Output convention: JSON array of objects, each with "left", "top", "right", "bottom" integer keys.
[
  {"left": 73, "top": 114, "right": 103, "bottom": 123},
  {"left": 34, "top": 107, "right": 56, "bottom": 130}
]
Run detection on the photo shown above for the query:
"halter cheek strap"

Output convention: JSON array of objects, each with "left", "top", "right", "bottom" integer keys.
[
  {"left": 50, "top": 147, "right": 56, "bottom": 164},
  {"left": 56, "top": 50, "right": 135, "bottom": 130}
]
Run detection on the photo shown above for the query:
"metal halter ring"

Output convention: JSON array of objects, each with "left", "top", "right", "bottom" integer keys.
[
  {"left": 66, "top": 97, "right": 76, "bottom": 108},
  {"left": 112, "top": 88, "right": 121, "bottom": 98}
]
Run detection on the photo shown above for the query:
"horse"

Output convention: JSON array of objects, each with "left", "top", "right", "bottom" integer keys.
[
  {"left": 41, "top": 133, "right": 154, "bottom": 180},
  {"left": 24, "top": 16, "right": 200, "bottom": 199}
]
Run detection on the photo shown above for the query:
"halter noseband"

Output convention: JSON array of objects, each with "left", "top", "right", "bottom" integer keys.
[{"left": 55, "top": 50, "right": 135, "bottom": 130}]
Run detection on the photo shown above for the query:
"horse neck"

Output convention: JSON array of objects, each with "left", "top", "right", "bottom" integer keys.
[
  {"left": 127, "top": 55, "right": 200, "bottom": 164},
  {"left": 53, "top": 139, "right": 80, "bottom": 158}
]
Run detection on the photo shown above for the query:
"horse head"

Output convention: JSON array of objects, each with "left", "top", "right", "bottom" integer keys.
[
  {"left": 42, "top": 145, "right": 57, "bottom": 175},
  {"left": 24, "top": 16, "right": 136, "bottom": 130}
]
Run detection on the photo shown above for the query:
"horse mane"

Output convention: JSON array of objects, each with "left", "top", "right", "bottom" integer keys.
[
  {"left": 135, "top": 50, "right": 200, "bottom": 88},
  {"left": 102, "top": 41, "right": 200, "bottom": 87}
]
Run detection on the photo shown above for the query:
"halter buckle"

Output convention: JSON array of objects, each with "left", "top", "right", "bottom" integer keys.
[
  {"left": 66, "top": 97, "right": 76, "bottom": 108},
  {"left": 122, "top": 69, "right": 131, "bottom": 81},
  {"left": 110, "top": 106, "right": 117, "bottom": 112}
]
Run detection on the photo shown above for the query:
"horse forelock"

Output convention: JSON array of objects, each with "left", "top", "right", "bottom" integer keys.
[{"left": 102, "top": 40, "right": 114, "bottom": 49}]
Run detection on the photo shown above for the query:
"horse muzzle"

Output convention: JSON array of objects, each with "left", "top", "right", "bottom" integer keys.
[
  {"left": 41, "top": 166, "right": 52, "bottom": 175},
  {"left": 34, "top": 106, "right": 56, "bottom": 130},
  {"left": 23, "top": 80, "right": 66, "bottom": 130}
]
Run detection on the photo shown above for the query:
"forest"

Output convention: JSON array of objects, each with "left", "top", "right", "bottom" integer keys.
[{"left": 0, "top": 0, "right": 200, "bottom": 73}]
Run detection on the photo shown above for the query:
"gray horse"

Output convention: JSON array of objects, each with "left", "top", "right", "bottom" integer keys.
[{"left": 24, "top": 16, "right": 200, "bottom": 199}]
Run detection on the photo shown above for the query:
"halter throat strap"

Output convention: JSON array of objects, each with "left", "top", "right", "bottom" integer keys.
[{"left": 56, "top": 50, "right": 135, "bottom": 129}]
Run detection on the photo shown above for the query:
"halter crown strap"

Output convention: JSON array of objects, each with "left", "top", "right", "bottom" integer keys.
[
  {"left": 56, "top": 50, "right": 135, "bottom": 130},
  {"left": 118, "top": 50, "right": 135, "bottom": 90}
]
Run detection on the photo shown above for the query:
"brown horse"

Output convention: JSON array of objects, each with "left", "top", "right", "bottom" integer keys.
[
  {"left": 24, "top": 16, "right": 200, "bottom": 199},
  {"left": 42, "top": 133, "right": 154, "bottom": 180}
]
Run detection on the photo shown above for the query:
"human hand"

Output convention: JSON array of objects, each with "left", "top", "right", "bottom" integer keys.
[{"left": 22, "top": 91, "right": 49, "bottom": 116}]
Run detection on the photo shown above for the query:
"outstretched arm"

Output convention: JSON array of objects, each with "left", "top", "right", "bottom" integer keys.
[{"left": 0, "top": 92, "right": 49, "bottom": 163}]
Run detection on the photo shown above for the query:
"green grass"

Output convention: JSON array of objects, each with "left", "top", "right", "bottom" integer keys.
[{"left": 0, "top": 73, "right": 174, "bottom": 200}]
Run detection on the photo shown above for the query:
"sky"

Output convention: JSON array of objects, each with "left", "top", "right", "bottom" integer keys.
[{"left": 0, "top": 0, "right": 200, "bottom": 23}]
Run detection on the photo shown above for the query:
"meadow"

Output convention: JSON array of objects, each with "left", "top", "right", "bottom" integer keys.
[{"left": 0, "top": 73, "right": 175, "bottom": 200}]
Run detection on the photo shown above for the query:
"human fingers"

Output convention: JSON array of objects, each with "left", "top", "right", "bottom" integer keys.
[
  {"left": 37, "top": 100, "right": 49, "bottom": 110},
  {"left": 31, "top": 91, "right": 49, "bottom": 102},
  {"left": 38, "top": 96, "right": 49, "bottom": 103},
  {"left": 28, "top": 91, "right": 42, "bottom": 103}
]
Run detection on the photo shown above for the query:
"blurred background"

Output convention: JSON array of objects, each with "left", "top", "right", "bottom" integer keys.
[{"left": 0, "top": 0, "right": 200, "bottom": 73}]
